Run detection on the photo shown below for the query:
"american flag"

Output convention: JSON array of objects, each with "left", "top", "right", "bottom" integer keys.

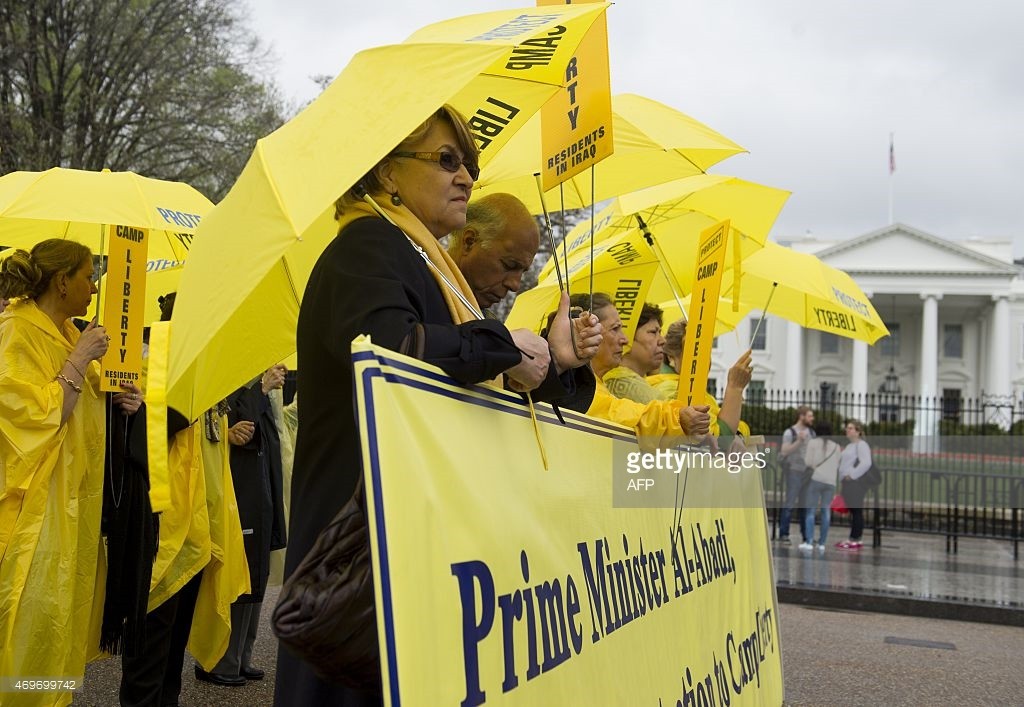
[{"left": 889, "top": 134, "right": 895, "bottom": 174}]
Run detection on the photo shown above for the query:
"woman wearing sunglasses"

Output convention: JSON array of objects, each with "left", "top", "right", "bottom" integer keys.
[{"left": 276, "top": 105, "right": 598, "bottom": 706}]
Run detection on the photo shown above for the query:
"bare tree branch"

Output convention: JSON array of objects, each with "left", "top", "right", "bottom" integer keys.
[{"left": 0, "top": 0, "right": 289, "bottom": 199}]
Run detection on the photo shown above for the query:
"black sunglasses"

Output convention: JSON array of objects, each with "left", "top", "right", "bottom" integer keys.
[{"left": 390, "top": 150, "right": 479, "bottom": 180}]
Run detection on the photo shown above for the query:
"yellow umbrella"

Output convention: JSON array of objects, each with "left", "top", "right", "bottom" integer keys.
[
  {"left": 0, "top": 167, "right": 212, "bottom": 261},
  {"left": 720, "top": 242, "right": 890, "bottom": 344},
  {"left": 658, "top": 296, "right": 750, "bottom": 338},
  {"left": 540, "top": 174, "right": 789, "bottom": 296},
  {"left": 97, "top": 258, "right": 185, "bottom": 325},
  {"left": 505, "top": 228, "right": 661, "bottom": 341},
  {"left": 166, "top": 3, "right": 611, "bottom": 419},
  {"left": 509, "top": 221, "right": 750, "bottom": 345},
  {"left": 89, "top": 256, "right": 184, "bottom": 321},
  {"left": 474, "top": 93, "right": 746, "bottom": 212}
]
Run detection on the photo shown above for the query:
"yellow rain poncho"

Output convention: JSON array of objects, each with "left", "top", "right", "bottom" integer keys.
[
  {"left": 142, "top": 322, "right": 248, "bottom": 668},
  {"left": 586, "top": 374, "right": 688, "bottom": 451},
  {"left": 0, "top": 300, "right": 106, "bottom": 707},
  {"left": 188, "top": 410, "right": 250, "bottom": 669},
  {"left": 147, "top": 421, "right": 211, "bottom": 611}
]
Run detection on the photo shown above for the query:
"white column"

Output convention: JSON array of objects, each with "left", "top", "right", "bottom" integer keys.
[
  {"left": 914, "top": 293, "right": 941, "bottom": 448},
  {"left": 987, "top": 295, "right": 1011, "bottom": 396},
  {"left": 852, "top": 340, "right": 868, "bottom": 396},
  {"left": 785, "top": 321, "right": 803, "bottom": 391},
  {"left": 919, "top": 293, "right": 939, "bottom": 398}
]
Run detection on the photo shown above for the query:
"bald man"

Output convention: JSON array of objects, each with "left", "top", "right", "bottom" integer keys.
[
  {"left": 448, "top": 192, "right": 540, "bottom": 311},
  {"left": 450, "top": 193, "right": 604, "bottom": 410}
]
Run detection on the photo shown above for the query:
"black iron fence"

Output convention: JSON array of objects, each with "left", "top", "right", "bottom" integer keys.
[
  {"left": 751, "top": 389, "right": 1023, "bottom": 558},
  {"left": 738, "top": 387, "right": 1024, "bottom": 440}
]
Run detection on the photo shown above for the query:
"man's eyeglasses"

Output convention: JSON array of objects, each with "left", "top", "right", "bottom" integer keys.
[{"left": 390, "top": 151, "right": 480, "bottom": 181}]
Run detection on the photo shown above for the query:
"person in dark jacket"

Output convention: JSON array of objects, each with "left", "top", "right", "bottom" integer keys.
[{"left": 196, "top": 364, "right": 287, "bottom": 686}]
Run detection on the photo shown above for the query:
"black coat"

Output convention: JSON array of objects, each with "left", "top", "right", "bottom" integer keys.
[
  {"left": 275, "top": 217, "right": 541, "bottom": 705},
  {"left": 227, "top": 382, "right": 286, "bottom": 603}
]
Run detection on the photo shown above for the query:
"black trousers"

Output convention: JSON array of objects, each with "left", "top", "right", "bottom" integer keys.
[
  {"left": 120, "top": 571, "right": 203, "bottom": 707},
  {"left": 849, "top": 508, "right": 865, "bottom": 541}
]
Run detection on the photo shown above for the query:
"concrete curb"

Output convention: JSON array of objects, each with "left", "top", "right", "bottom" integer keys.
[{"left": 776, "top": 583, "right": 1024, "bottom": 627}]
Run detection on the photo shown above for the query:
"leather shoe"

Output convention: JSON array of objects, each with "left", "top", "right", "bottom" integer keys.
[
  {"left": 241, "top": 666, "right": 265, "bottom": 681},
  {"left": 194, "top": 666, "right": 246, "bottom": 687}
]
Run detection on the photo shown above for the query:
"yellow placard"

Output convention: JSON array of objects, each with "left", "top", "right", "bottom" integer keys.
[
  {"left": 539, "top": 12, "right": 613, "bottom": 190},
  {"left": 100, "top": 224, "right": 149, "bottom": 392},
  {"left": 678, "top": 220, "right": 730, "bottom": 405},
  {"left": 353, "top": 338, "right": 782, "bottom": 706}
]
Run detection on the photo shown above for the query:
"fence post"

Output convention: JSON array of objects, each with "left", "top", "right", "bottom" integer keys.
[{"left": 871, "top": 487, "right": 882, "bottom": 548}]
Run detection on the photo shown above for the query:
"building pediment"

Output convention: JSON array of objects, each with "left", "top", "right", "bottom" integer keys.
[{"left": 806, "top": 224, "right": 1020, "bottom": 277}]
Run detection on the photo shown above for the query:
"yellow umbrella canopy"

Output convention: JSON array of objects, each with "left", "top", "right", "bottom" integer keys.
[
  {"left": 719, "top": 242, "right": 890, "bottom": 344},
  {"left": 96, "top": 259, "right": 184, "bottom": 325},
  {"left": 473, "top": 93, "right": 746, "bottom": 212},
  {"left": 166, "top": 3, "right": 611, "bottom": 418},
  {"left": 538, "top": 174, "right": 789, "bottom": 308},
  {"left": 505, "top": 228, "right": 662, "bottom": 342},
  {"left": 658, "top": 296, "right": 750, "bottom": 339},
  {"left": 0, "top": 167, "right": 211, "bottom": 261},
  {"left": 544, "top": 173, "right": 787, "bottom": 271}
]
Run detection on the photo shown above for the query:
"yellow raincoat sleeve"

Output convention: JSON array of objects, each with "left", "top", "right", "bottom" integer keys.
[
  {"left": 188, "top": 413, "right": 251, "bottom": 670},
  {"left": 646, "top": 373, "right": 750, "bottom": 440},
  {"left": 0, "top": 304, "right": 105, "bottom": 707}
]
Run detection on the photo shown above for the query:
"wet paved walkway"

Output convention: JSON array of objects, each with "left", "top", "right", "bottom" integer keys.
[{"left": 772, "top": 529, "right": 1023, "bottom": 625}]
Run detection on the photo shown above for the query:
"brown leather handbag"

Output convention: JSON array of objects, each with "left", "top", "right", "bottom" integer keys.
[{"left": 271, "top": 476, "right": 380, "bottom": 690}]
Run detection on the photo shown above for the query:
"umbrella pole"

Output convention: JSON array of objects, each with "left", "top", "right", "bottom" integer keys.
[
  {"left": 636, "top": 214, "right": 686, "bottom": 316},
  {"left": 95, "top": 223, "right": 106, "bottom": 323},
  {"left": 748, "top": 282, "right": 778, "bottom": 348},
  {"left": 559, "top": 183, "right": 568, "bottom": 290},
  {"left": 536, "top": 175, "right": 584, "bottom": 358},
  {"left": 589, "top": 166, "right": 595, "bottom": 312},
  {"left": 534, "top": 173, "right": 566, "bottom": 293}
]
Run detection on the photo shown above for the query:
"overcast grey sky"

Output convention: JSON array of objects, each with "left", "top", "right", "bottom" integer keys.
[{"left": 245, "top": 0, "right": 1023, "bottom": 256}]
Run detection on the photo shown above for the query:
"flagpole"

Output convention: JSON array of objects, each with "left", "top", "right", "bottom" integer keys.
[{"left": 888, "top": 132, "right": 895, "bottom": 225}]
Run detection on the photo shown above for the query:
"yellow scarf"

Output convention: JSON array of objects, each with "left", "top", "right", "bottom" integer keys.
[
  {"left": 336, "top": 198, "right": 481, "bottom": 324},
  {"left": 336, "top": 196, "right": 549, "bottom": 469}
]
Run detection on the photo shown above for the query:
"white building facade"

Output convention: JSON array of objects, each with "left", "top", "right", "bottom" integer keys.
[{"left": 709, "top": 224, "right": 1024, "bottom": 405}]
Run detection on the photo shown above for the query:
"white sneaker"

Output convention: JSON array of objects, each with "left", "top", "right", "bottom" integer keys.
[
  {"left": 798, "top": 542, "right": 814, "bottom": 551},
  {"left": 816, "top": 543, "right": 826, "bottom": 553}
]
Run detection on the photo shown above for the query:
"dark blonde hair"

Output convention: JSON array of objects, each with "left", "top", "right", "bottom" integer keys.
[
  {"left": 663, "top": 318, "right": 687, "bottom": 372},
  {"left": 335, "top": 104, "right": 479, "bottom": 218},
  {"left": 0, "top": 240, "right": 92, "bottom": 300},
  {"left": 844, "top": 418, "right": 865, "bottom": 437}
]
